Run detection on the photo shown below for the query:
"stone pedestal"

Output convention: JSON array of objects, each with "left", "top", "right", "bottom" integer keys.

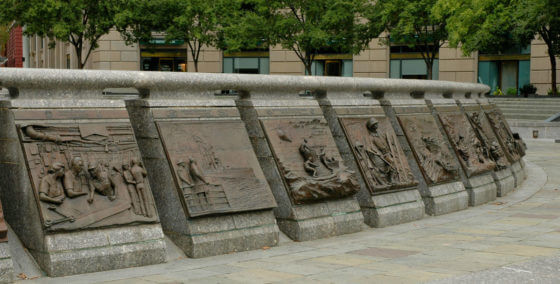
[
  {"left": 428, "top": 98, "right": 497, "bottom": 206},
  {"left": 424, "top": 181, "right": 469, "bottom": 216},
  {"left": 316, "top": 92, "right": 424, "bottom": 228},
  {"left": 381, "top": 97, "right": 469, "bottom": 216},
  {"left": 0, "top": 99, "right": 166, "bottom": 277},
  {"left": 493, "top": 167, "right": 516, "bottom": 197},
  {"left": 0, "top": 242, "right": 13, "bottom": 283},
  {"left": 478, "top": 99, "right": 527, "bottom": 189},
  {"left": 456, "top": 98, "right": 516, "bottom": 198},
  {"left": 126, "top": 96, "right": 279, "bottom": 258},
  {"left": 236, "top": 92, "right": 363, "bottom": 241}
]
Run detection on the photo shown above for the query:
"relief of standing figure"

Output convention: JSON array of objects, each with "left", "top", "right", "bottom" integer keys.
[
  {"left": 122, "top": 162, "right": 143, "bottom": 215},
  {"left": 131, "top": 158, "right": 152, "bottom": 217}
]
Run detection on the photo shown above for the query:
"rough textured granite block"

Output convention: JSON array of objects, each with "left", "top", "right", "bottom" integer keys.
[
  {"left": 464, "top": 173, "right": 497, "bottom": 206},
  {"left": 362, "top": 190, "right": 425, "bottom": 227},
  {"left": 492, "top": 167, "right": 516, "bottom": 197},
  {"left": 126, "top": 99, "right": 280, "bottom": 257},
  {"left": 0, "top": 243, "right": 13, "bottom": 283},
  {"left": 424, "top": 181, "right": 469, "bottom": 216},
  {"left": 316, "top": 96, "right": 425, "bottom": 228},
  {"left": 511, "top": 161, "right": 525, "bottom": 187}
]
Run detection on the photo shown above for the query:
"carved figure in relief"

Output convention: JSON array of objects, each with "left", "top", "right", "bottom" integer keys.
[
  {"left": 420, "top": 136, "right": 458, "bottom": 183},
  {"left": 357, "top": 118, "right": 397, "bottom": 187},
  {"left": 39, "top": 162, "right": 66, "bottom": 204},
  {"left": 131, "top": 158, "right": 152, "bottom": 217},
  {"left": 63, "top": 157, "right": 90, "bottom": 198},
  {"left": 122, "top": 162, "right": 143, "bottom": 215},
  {"left": 87, "top": 162, "right": 116, "bottom": 203},
  {"left": 176, "top": 160, "right": 194, "bottom": 188}
]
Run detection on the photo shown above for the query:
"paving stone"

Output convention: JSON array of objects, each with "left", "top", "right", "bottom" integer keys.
[{"left": 348, "top": 247, "right": 420, "bottom": 259}]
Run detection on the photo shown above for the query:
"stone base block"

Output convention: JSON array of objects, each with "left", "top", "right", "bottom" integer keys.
[
  {"left": 512, "top": 161, "right": 526, "bottom": 187},
  {"left": 277, "top": 198, "right": 363, "bottom": 241},
  {"left": 167, "top": 211, "right": 279, "bottom": 258},
  {"left": 0, "top": 242, "right": 13, "bottom": 283},
  {"left": 423, "top": 181, "right": 469, "bottom": 216},
  {"left": 361, "top": 189, "right": 425, "bottom": 228},
  {"left": 492, "top": 168, "right": 516, "bottom": 197},
  {"left": 464, "top": 173, "right": 497, "bottom": 206},
  {"left": 31, "top": 224, "right": 166, "bottom": 277}
]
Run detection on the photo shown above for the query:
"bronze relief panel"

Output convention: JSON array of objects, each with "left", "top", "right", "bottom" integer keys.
[
  {"left": 397, "top": 114, "right": 460, "bottom": 185},
  {"left": 485, "top": 110, "right": 523, "bottom": 163},
  {"left": 261, "top": 118, "right": 359, "bottom": 205},
  {"left": 466, "top": 111, "right": 510, "bottom": 170},
  {"left": 156, "top": 120, "right": 276, "bottom": 218},
  {"left": 18, "top": 124, "right": 158, "bottom": 232},
  {"left": 438, "top": 113, "right": 496, "bottom": 177},
  {"left": 339, "top": 117, "right": 418, "bottom": 194}
]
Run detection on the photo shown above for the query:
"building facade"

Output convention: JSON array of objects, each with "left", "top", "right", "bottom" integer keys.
[{"left": 11, "top": 28, "right": 560, "bottom": 95}]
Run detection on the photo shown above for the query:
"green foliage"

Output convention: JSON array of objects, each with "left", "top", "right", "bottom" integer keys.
[
  {"left": 520, "top": 84, "right": 537, "bottom": 96},
  {"left": 235, "top": 0, "right": 370, "bottom": 75},
  {"left": 368, "top": 0, "right": 449, "bottom": 79},
  {"left": 441, "top": 0, "right": 560, "bottom": 95},
  {"left": 0, "top": 0, "right": 126, "bottom": 69},
  {"left": 493, "top": 88, "right": 504, "bottom": 96},
  {"left": 117, "top": 0, "right": 236, "bottom": 72},
  {"left": 506, "top": 87, "right": 517, "bottom": 96}
]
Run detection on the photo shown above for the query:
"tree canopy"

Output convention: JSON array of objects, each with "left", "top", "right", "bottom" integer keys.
[
  {"left": 0, "top": 0, "right": 126, "bottom": 69},
  {"left": 237, "top": 0, "right": 370, "bottom": 75},
  {"left": 368, "top": 0, "right": 450, "bottom": 80},
  {"left": 440, "top": 0, "right": 560, "bottom": 95}
]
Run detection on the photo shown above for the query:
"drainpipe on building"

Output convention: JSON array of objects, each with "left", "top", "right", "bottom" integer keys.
[{"left": 22, "top": 26, "right": 29, "bottom": 68}]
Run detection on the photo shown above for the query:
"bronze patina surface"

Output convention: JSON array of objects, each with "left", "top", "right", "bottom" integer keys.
[
  {"left": 397, "top": 114, "right": 460, "bottom": 185},
  {"left": 466, "top": 111, "right": 510, "bottom": 170},
  {"left": 438, "top": 113, "right": 496, "bottom": 177},
  {"left": 156, "top": 120, "right": 276, "bottom": 218},
  {"left": 485, "top": 109, "right": 524, "bottom": 163},
  {"left": 18, "top": 123, "right": 158, "bottom": 232},
  {"left": 261, "top": 118, "right": 359, "bottom": 204},
  {"left": 340, "top": 117, "right": 418, "bottom": 194}
]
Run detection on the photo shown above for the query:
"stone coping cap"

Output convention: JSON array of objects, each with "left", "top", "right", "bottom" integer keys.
[{"left": 0, "top": 68, "right": 490, "bottom": 99}]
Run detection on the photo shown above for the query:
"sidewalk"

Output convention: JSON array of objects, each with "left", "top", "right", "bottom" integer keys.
[{"left": 22, "top": 140, "right": 560, "bottom": 284}]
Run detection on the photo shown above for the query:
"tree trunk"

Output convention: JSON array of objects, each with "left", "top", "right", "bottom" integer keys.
[
  {"left": 305, "top": 62, "right": 312, "bottom": 76},
  {"left": 549, "top": 52, "right": 557, "bottom": 96},
  {"left": 193, "top": 59, "right": 199, "bottom": 72},
  {"left": 426, "top": 62, "right": 433, "bottom": 80}
]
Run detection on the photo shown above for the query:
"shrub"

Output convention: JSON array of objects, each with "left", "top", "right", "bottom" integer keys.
[
  {"left": 520, "top": 84, "right": 537, "bottom": 96},
  {"left": 506, "top": 87, "right": 517, "bottom": 96},
  {"left": 493, "top": 88, "right": 504, "bottom": 96}
]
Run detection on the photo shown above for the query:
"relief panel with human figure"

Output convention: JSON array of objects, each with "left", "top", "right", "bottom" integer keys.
[
  {"left": 261, "top": 118, "right": 360, "bottom": 204},
  {"left": 156, "top": 121, "right": 276, "bottom": 218},
  {"left": 397, "top": 115, "right": 460, "bottom": 185},
  {"left": 485, "top": 109, "right": 525, "bottom": 163},
  {"left": 18, "top": 124, "right": 158, "bottom": 232},
  {"left": 466, "top": 111, "right": 510, "bottom": 171},
  {"left": 340, "top": 117, "right": 418, "bottom": 194},
  {"left": 438, "top": 113, "right": 496, "bottom": 177}
]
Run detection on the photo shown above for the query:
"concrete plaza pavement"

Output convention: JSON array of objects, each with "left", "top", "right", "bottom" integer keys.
[{"left": 18, "top": 140, "right": 560, "bottom": 283}]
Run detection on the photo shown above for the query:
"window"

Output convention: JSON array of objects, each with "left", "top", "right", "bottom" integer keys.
[
  {"left": 309, "top": 59, "right": 353, "bottom": 77},
  {"left": 390, "top": 45, "right": 439, "bottom": 80},
  {"left": 66, "top": 54, "right": 70, "bottom": 69},
  {"left": 140, "top": 49, "right": 187, "bottom": 72},
  {"left": 223, "top": 51, "right": 269, "bottom": 74},
  {"left": 478, "top": 45, "right": 531, "bottom": 95}
]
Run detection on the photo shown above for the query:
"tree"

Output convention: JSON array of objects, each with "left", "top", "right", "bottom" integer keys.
[
  {"left": 368, "top": 0, "right": 450, "bottom": 80},
  {"left": 118, "top": 0, "right": 228, "bottom": 72},
  {"left": 238, "top": 0, "right": 369, "bottom": 75},
  {"left": 515, "top": 0, "right": 560, "bottom": 95},
  {"left": 440, "top": 0, "right": 560, "bottom": 95},
  {"left": 0, "top": 0, "right": 126, "bottom": 69}
]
